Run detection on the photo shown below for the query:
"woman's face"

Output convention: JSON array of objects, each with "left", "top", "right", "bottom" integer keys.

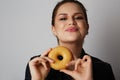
[{"left": 52, "top": 2, "right": 89, "bottom": 44}]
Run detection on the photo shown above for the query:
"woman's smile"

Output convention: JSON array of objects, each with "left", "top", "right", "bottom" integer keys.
[{"left": 65, "top": 26, "right": 79, "bottom": 32}]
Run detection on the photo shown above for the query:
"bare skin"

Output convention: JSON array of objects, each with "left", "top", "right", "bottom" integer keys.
[
  {"left": 29, "top": 2, "right": 92, "bottom": 80},
  {"left": 29, "top": 48, "right": 53, "bottom": 80},
  {"left": 60, "top": 55, "right": 93, "bottom": 80}
]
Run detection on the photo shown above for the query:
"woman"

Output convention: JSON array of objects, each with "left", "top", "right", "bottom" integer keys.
[{"left": 25, "top": 0, "right": 115, "bottom": 80}]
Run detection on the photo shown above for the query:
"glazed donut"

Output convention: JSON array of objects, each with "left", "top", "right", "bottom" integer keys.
[{"left": 48, "top": 46, "right": 72, "bottom": 70}]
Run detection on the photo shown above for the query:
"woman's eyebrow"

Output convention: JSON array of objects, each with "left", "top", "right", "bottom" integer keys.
[
  {"left": 58, "top": 13, "right": 67, "bottom": 16},
  {"left": 74, "top": 12, "right": 83, "bottom": 15},
  {"left": 58, "top": 12, "right": 83, "bottom": 16}
]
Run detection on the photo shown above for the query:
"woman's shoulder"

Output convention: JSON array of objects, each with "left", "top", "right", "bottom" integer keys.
[
  {"left": 90, "top": 56, "right": 115, "bottom": 80},
  {"left": 89, "top": 55, "right": 113, "bottom": 72},
  {"left": 90, "top": 55, "right": 111, "bottom": 67},
  {"left": 91, "top": 56, "right": 107, "bottom": 63}
]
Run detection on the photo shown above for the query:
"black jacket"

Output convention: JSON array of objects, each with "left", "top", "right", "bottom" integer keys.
[{"left": 25, "top": 49, "right": 115, "bottom": 80}]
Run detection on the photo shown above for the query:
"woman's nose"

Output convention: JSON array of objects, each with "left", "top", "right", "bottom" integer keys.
[{"left": 68, "top": 18, "right": 76, "bottom": 25}]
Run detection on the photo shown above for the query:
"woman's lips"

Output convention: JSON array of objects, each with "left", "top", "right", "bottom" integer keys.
[{"left": 65, "top": 27, "right": 79, "bottom": 32}]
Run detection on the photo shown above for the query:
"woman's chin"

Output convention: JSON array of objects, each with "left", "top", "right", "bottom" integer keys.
[
  {"left": 62, "top": 38, "right": 83, "bottom": 44},
  {"left": 67, "top": 36, "right": 82, "bottom": 41}
]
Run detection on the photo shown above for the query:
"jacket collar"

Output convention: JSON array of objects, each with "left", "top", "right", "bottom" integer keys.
[{"left": 80, "top": 48, "right": 86, "bottom": 59}]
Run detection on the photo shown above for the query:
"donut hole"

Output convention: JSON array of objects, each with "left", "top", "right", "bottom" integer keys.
[{"left": 57, "top": 55, "right": 63, "bottom": 60}]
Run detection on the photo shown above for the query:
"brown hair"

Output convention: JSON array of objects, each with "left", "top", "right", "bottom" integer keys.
[{"left": 51, "top": 0, "right": 88, "bottom": 26}]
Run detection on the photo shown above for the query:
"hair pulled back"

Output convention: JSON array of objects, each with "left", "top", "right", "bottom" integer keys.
[{"left": 51, "top": 0, "right": 88, "bottom": 26}]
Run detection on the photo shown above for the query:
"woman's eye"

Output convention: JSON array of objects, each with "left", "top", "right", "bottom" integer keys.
[
  {"left": 75, "top": 16, "right": 84, "bottom": 20},
  {"left": 59, "top": 18, "right": 67, "bottom": 20}
]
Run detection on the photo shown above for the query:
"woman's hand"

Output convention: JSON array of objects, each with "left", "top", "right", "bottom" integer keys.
[
  {"left": 60, "top": 55, "right": 93, "bottom": 80},
  {"left": 29, "top": 48, "right": 54, "bottom": 80}
]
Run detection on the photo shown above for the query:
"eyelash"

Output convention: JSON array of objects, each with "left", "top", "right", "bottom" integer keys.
[
  {"left": 59, "top": 16, "right": 84, "bottom": 21},
  {"left": 75, "top": 16, "right": 84, "bottom": 20},
  {"left": 59, "top": 18, "right": 67, "bottom": 20}
]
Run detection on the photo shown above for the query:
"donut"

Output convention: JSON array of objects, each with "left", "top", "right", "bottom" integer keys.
[{"left": 48, "top": 46, "right": 72, "bottom": 70}]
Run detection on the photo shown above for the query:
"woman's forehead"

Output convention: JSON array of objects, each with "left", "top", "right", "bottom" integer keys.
[{"left": 56, "top": 2, "right": 84, "bottom": 15}]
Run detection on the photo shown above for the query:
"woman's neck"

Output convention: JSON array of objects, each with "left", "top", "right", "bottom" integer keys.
[{"left": 59, "top": 42, "right": 83, "bottom": 60}]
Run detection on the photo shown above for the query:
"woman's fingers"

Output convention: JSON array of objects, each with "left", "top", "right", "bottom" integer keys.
[
  {"left": 65, "top": 60, "right": 76, "bottom": 70},
  {"left": 41, "top": 48, "right": 54, "bottom": 63},
  {"left": 66, "top": 59, "right": 82, "bottom": 71},
  {"left": 29, "top": 57, "right": 41, "bottom": 66},
  {"left": 29, "top": 48, "right": 54, "bottom": 71},
  {"left": 82, "top": 55, "right": 92, "bottom": 68},
  {"left": 28, "top": 49, "right": 54, "bottom": 80},
  {"left": 66, "top": 55, "right": 92, "bottom": 71},
  {"left": 43, "top": 56, "right": 54, "bottom": 63},
  {"left": 82, "top": 55, "right": 92, "bottom": 63},
  {"left": 66, "top": 60, "right": 75, "bottom": 66},
  {"left": 60, "top": 55, "right": 93, "bottom": 80},
  {"left": 41, "top": 48, "right": 52, "bottom": 57},
  {"left": 29, "top": 56, "right": 50, "bottom": 70},
  {"left": 75, "top": 59, "right": 82, "bottom": 71},
  {"left": 41, "top": 61, "right": 49, "bottom": 70}
]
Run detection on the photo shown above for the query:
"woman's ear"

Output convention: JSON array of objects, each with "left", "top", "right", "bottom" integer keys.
[{"left": 51, "top": 26, "right": 57, "bottom": 36}]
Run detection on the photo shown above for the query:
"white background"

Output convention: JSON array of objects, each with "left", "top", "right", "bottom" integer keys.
[{"left": 0, "top": 0, "right": 120, "bottom": 80}]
